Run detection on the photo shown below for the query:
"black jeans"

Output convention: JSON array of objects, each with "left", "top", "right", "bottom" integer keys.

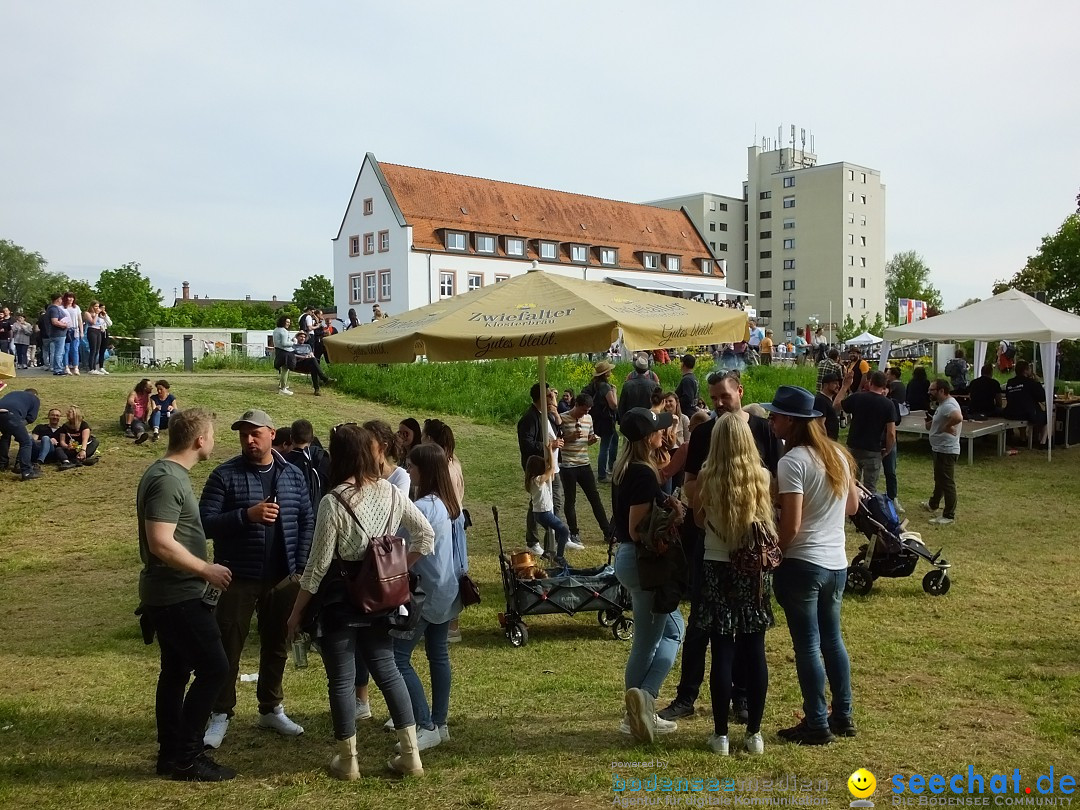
[
  {"left": 149, "top": 599, "right": 230, "bottom": 764},
  {"left": 559, "top": 463, "right": 611, "bottom": 537},
  {"left": 709, "top": 631, "right": 768, "bottom": 736},
  {"left": 0, "top": 412, "right": 33, "bottom": 473},
  {"left": 930, "top": 451, "right": 958, "bottom": 519},
  {"left": 294, "top": 357, "right": 329, "bottom": 391},
  {"left": 87, "top": 328, "right": 104, "bottom": 370}
]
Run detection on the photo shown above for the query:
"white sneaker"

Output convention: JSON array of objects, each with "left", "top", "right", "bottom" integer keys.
[
  {"left": 745, "top": 732, "right": 765, "bottom": 755},
  {"left": 437, "top": 724, "right": 450, "bottom": 743},
  {"left": 625, "top": 688, "right": 655, "bottom": 743},
  {"left": 565, "top": 539, "right": 585, "bottom": 552},
  {"left": 72, "top": 367, "right": 80, "bottom": 375},
  {"left": 355, "top": 700, "right": 372, "bottom": 721},
  {"left": 618, "top": 713, "right": 633, "bottom": 735},
  {"left": 88, "top": 369, "right": 103, "bottom": 375},
  {"left": 394, "top": 724, "right": 441, "bottom": 752},
  {"left": 383, "top": 717, "right": 396, "bottom": 732},
  {"left": 528, "top": 543, "right": 544, "bottom": 557},
  {"left": 892, "top": 499, "right": 905, "bottom": 514},
  {"left": 920, "top": 501, "right": 939, "bottom": 513},
  {"left": 654, "top": 715, "right": 678, "bottom": 735},
  {"left": 708, "top": 733, "right": 729, "bottom": 755},
  {"left": 203, "top": 712, "right": 229, "bottom": 749},
  {"left": 929, "top": 516, "right": 956, "bottom": 525},
  {"left": 101, "top": 368, "right": 110, "bottom": 374},
  {"left": 278, "top": 387, "right": 294, "bottom": 396},
  {"left": 257, "top": 705, "right": 304, "bottom": 736}
]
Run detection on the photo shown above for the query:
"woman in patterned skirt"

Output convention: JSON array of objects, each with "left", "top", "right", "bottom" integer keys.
[{"left": 693, "top": 412, "right": 776, "bottom": 756}]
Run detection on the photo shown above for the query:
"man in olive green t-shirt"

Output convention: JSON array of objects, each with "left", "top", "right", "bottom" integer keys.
[{"left": 136, "top": 408, "right": 236, "bottom": 782}]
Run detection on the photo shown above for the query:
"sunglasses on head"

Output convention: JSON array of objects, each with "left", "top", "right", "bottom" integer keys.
[
  {"left": 707, "top": 370, "right": 741, "bottom": 385},
  {"left": 330, "top": 421, "right": 358, "bottom": 435}
]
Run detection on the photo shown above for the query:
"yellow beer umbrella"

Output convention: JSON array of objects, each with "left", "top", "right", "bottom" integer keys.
[{"left": 325, "top": 264, "right": 748, "bottom": 367}]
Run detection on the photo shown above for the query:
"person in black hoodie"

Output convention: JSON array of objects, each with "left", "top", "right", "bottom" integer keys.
[
  {"left": 284, "top": 419, "right": 330, "bottom": 509},
  {"left": 0, "top": 388, "right": 42, "bottom": 480}
]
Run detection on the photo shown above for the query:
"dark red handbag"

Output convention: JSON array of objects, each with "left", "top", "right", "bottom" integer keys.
[{"left": 332, "top": 488, "right": 410, "bottom": 614}]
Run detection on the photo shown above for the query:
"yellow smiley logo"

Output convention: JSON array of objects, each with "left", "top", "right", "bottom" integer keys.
[{"left": 848, "top": 769, "right": 877, "bottom": 799}]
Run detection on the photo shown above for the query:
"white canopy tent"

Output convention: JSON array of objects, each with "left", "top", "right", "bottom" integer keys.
[
  {"left": 844, "top": 330, "right": 883, "bottom": 347},
  {"left": 880, "top": 288, "right": 1080, "bottom": 460}
]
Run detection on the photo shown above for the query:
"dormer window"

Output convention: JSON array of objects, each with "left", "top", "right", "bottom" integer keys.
[
  {"left": 701, "top": 259, "right": 712, "bottom": 275},
  {"left": 570, "top": 244, "right": 588, "bottom": 263},
  {"left": 505, "top": 237, "right": 525, "bottom": 257},
  {"left": 475, "top": 234, "right": 496, "bottom": 254},
  {"left": 539, "top": 240, "right": 558, "bottom": 260},
  {"left": 643, "top": 253, "right": 659, "bottom": 270},
  {"left": 599, "top": 248, "right": 617, "bottom": 266},
  {"left": 446, "top": 231, "right": 467, "bottom": 251},
  {"left": 665, "top": 255, "right": 681, "bottom": 273}
]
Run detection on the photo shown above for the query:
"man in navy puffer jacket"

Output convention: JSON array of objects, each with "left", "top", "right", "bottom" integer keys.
[{"left": 198, "top": 409, "right": 314, "bottom": 749}]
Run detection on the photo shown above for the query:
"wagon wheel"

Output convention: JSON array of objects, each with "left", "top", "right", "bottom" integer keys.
[
  {"left": 507, "top": 621, "right": 529, "bottom": 647},
  {"left": 845, "top": 564, "right": 873, "bottom": 596},
  {"left": 598, "top": 608, "right": 620, "bottom": 627},
  {"left": 922, "top": 570, "right": 951, "bottom": 596},
  {"left": 612, "top": 617, "right": 634, "bottom": 641}
]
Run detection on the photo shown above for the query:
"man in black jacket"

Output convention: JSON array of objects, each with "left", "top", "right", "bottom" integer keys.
[
  {"left": 0, "top": 387, "right": 42, "bottom": 480},
  {"left": 198, "top": 409, "right": 314, "bottom": 749},
  {"left": 516, "top": 382, "right": 564, "bottom": 558}
]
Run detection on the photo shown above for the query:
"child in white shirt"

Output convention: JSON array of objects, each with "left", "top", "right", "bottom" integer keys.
[{"left": 525, "top": 443, "right": 570, "bottom": 567}]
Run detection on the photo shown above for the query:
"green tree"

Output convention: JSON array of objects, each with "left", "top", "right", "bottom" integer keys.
[
  {"left": 199, "top": 301, "right": 244, "bottom": 328},
  {"left": 836, "top": 315, "right": 858, "bottom": 342},
  {"left": 95, "top": 262, "right": 163, "bottom": 336},
  {"left": 240, "top": 303, "right": 276, "bottom": 330},
  {"left": 159, "top": 301, "right": 199, "bottom": 328},
  {"left": 958, "top": 297, "right": 982, "bottom": 308},
  {"left": 292, "top": 274, "right": 335, "bottom": 311},
  {"left": 0, "top": 240, "right": 49, "bottom": 312},
  {"left": 992, "top": 213, "right": 1080, "bottom": 313},
  {"left": 885, "top": 251, "right": 944, "bottom": 325}
]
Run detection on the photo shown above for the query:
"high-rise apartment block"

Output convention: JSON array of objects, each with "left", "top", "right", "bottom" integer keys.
[{"left": 648, "top": 134, "right": 886, "bottom": 338}]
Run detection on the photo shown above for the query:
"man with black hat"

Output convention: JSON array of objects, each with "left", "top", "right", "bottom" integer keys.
[
  {"left": 619, "top": 353, "right": 660, "bottom": 416},
  {"left": 582, "top": 360, "right": 619, "bottom": 482},
  {"left": 517, "top": 383, "right": 564, "bottom": 558},
  {"left": 198, "top": 409, "right": 314, "bottom": 750}
]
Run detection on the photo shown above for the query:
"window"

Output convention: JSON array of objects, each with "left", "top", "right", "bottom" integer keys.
[
  {"left": 847, "top": 297, "right": 854, "bottom": 308},
  {"left": 446, "top": 231, "right": 466, "bottom": 251},
  {"left": 709, "top": 241, "right": 715, "bottom": 250},
  {"left": 861, "top": 172, "right": 867, "bottom": 183},
  {"left": 505, "top": 237, "right": 525, "bottom": 257},
  {"left": 475, "top": 234, "right": 496, "bottom": 254},
  {"left": 848, "top": 170, "right": 855, "bottom": 181},
  {"left": 760, "top": 290, "right": 772, "bottom": 299},
  {"left": 468, "top": 272, "right": 483, "bottom": 291},
  {"left": 784, "top": 320, "right": 796, "bottom": 331},
  {"left": 860, "top": 195, "right": 867, "bottom": 205},
  {"left": 783, "top": 301, "right": 795, "bottom": 311},
  {"left": 717, "top": 243, "right": 728, "bottom": 251},
  {"left": 849, "top": 255, "right": 855, "bottom": 266},
  {"left": 439, "top": 272, "right": 455, "bottom": 298},
  {"left": 760, "top": 231, "right": 772, "bottom": 239},
  {"left": 860, "top": 236, "right": 867, "bottom": 246},
  {"left": 783, "top": 259, "right": 795, "bottom": 269},
  {"left": 860, "top": 215, "right": 867, "bottom": 226},
  {"left": 759, "top": 191, "right": 772, "bottom": 200},
  {"left": 701, "top": 259, "right": 712, "bottom": 275},
  {"left": 363, "top": 198, "right": 373, "bottom": 215},
  {"left": 783, "top": 239, "right": 795, "bottom": 249},
  {"left": 848, "top": 277, "right": 854, "bottom": 287},
  {"left": 717, "top": 222, "right": 728, "bottom": 231},
  {"left": 848, "top": 234, "right": 855, "bottom": 245},
  {"left": 378, "top": 230, "right": 389, "bottom": 252},
  {"left": 349, "top": 273, "right": 363, "bottom": 304},
  {"left": 783, "top": 176, "right": 795, "bottom": 188},
  {"left": 783, "top": 196, "right": 795, "bottom": 209},
  {"left": 709, "top": 222, "right": 716, "bottom": 232},
  {"left": 600, "top": 248, "right": 617, "bottom": 266},
  {"left": 760, "top": 211, "right": 771, "bottom": 219},
  {"left": 709, "top": 201, "right": 716, "bottom": 211},
  {"left": 379, "top": 270, "right": 391, "bottom": 301},
  {"left": 759, "top": 310, "right": 772, "bottom": 318},
  {"left": 495, "top": 274, "right": 510, "bottom": 283},
  {"left": 783, "top": 218, "right": 795, "bottom": 229},
  {"left": 860, "top": 278, "right": 866, "bottom": 288},
  {"left": 349, "top": 235, "right": 360, "bottom": 256},
  {"left": 364, "top": 272, "right": 377, "bottom": 303},
  {"left": 860, "top": 257, "right": 867, "bottom": 267},
  {"left": 666, "top": 255, "right": 681, "bottom": 272},
  {"left": 718, "top": 202, "right": 728, "bottom": 211},
  {"left": 848, "top": 192, "right": 855, "bottom": 202},
  {"left": 364, "top": 233, "right": 375, "bottom": 254},
  {"left": 760, "top": 251, "right": 771, "bottom": 259},
  {"left": 848, "top": 212, "right": 855, "bottom": 224},
  {"left": 539, "top": 241, "right": 557, "bottom": 260},
  {"left": 570, "top": 244, "right": 588, "bottom": 263},
  {"left": 783, "top": 280, "right": 796, "bottom": 291},
  {"left": 760, "top": 270, "right": 772, "bottom": 279},
  {"left": 643, "top": 253, "right": 659, "bottom": 269},
  {"left": 860, "top": 298, "right": 866, "bottom": 308}
]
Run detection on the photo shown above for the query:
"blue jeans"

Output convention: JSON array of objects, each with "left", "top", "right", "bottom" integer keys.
[
  {"left": 773, "top": 558, "right": 853, "bottom": 730},
  {"left": 882, "top": 445, "right": 898, "bottom": 501},
  {"left": 614, "top": 542, "right": 685, "bottom": 698},
  {"left": 65, "top": 332, "right": 79, "bottom": 368},
  {"left": 393, "top": 618, "right": 451, "bottom": 730},
  {"left": 150, "top": 410, "right": 171, "bottom": 431},
  {"left": 33, "top": 439, "right": 63, "bottom": 464},
  {"left": 533, "top": 509, "right": 570, "bottom": 559},
  {"left": 597, "top": 432, "right": 619, "bottom": 480},
  {"left": 46, "top": 335, "right": 66, "bottom": 374},
  {"left": 0, "top": 413, "right": 33, "bottom": 473}
]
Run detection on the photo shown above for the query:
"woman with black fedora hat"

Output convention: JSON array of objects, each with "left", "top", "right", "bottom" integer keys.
[
  {"left": 612, "top": 407, "right": 686, "bottom": 744},
  {"left": 762, "top": 385, "right": 860, "bottom": 746}
]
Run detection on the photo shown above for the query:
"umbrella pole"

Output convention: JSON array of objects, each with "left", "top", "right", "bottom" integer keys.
[{"left": 538, "top": 354, "right": 547, "bottom": 412}]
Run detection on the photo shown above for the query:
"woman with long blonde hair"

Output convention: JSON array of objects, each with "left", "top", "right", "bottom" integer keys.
[
  {"left": 693, "top": 412, "right": 775, "bottom": 756},
  {"left": 763, "top": 386, "right": 860, "bottom": 746}
]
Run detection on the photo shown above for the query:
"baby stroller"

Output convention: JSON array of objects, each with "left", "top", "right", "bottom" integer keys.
[
  {"left": 493, "top": 506, "right": 633, "bottom": 647},
  {"left": 846, "top": 484, "right": 952, "bottom": 596}
]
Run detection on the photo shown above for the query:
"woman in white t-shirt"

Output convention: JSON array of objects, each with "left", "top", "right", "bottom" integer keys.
[{"left": 762, "top": 385, "right": 860, "bottom": 747}]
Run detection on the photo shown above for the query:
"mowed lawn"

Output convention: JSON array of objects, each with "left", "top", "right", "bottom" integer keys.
[{"left": 1, "top": 371, "right": 1078, "bottom": 810}]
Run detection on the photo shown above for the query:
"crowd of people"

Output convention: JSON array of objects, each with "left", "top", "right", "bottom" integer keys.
[{"left": 0, "top": 293, "right": 115, "bottom": 375}]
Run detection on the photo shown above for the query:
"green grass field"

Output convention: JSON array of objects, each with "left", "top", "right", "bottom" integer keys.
[{"left": 1, "top": 368, "right": 1078, "bottom": 810}]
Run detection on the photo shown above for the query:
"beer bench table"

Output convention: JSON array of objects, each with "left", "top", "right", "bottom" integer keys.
[{"left": 898, "top": 411, "right": 1030, "bottom": 465}]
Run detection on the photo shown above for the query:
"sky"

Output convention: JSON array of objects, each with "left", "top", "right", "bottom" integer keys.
[{"left": 2, "top": 1, "right": 1078, "bottom": 310}]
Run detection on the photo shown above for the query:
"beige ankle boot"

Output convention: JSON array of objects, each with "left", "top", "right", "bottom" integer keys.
[
  {"left": 329, "top": 735, "right": 359, "bottom": 781},
  {"left": 387, "top": 725, "right": 424, "bottom": 776}
]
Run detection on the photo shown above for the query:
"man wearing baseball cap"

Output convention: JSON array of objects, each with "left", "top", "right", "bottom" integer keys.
[
  {"left": 618, "top": 353, "right": 660, "bottom": 417},
  {"left": 198, "top": 409, "right": 315, "bottom": 749}
]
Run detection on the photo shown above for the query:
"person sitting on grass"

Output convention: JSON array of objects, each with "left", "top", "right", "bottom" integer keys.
[
  {"left": 526, "top": 442, "right": 570, "bottom": 569},
  {"left": 149, "top": 380, "right": 178, "bottom": 442},
  {"left": 32, "top": 406, "right": 68, "bottom": 468},
  {"left": 124, "top": 378, "right": 156, "bottom": 443},
  {"left": 58, "top": 405, "right": 99, "bottom": 467},
  {"left": 292, "top": 332, "right": 333, "bottom": 396}
]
